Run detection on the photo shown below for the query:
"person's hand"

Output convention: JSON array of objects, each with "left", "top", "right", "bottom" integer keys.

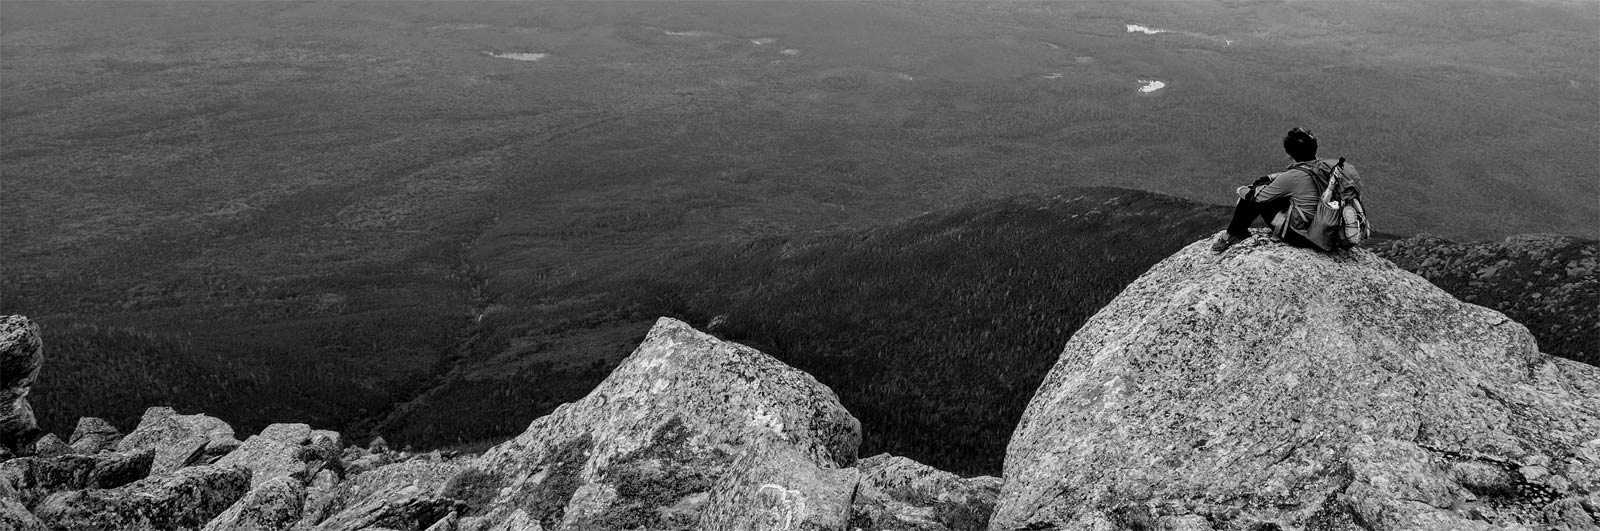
[
  {"left": 1236, "top": 185, "right": 1253, "bottom": 200},
  {"left": 1252, "top": 175, "right": 1273, "bottom": 187}
]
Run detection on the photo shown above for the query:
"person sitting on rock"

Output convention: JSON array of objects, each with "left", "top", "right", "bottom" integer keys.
[{"left": 1212, "top": 127, "right": 1333, "bottom": 252}]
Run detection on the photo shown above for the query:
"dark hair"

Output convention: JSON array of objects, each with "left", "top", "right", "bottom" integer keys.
[{"left": 1283, "top": 128, "right": 1318, "bottom": 161}]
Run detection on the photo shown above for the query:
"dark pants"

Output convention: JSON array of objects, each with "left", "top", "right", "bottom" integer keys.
[
  {"left": 1227, "top": 197, "right": 1320, "bottom": 250},
  {"left": 1227, "top": 197, "right": 1290, "bottom": 238}
]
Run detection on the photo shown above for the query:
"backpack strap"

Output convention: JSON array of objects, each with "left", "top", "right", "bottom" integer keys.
[{"left": 1291, "top": 158, "right": 1345, "bottom": 198}]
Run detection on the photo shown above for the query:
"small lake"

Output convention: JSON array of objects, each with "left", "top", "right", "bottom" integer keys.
[
  {"left": 1137, "top": 80, "right": 1166, "bottom": 93},
  {"left": 1126, "top": 24, "right": 1167, "bottom": 35},
  {"left": 486, "top": 52, "right": 547, "bottom": 62}
]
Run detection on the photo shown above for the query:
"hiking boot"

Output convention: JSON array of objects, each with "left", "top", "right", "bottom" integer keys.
[{"left": 1211, "top": 233, "right": 1246, "bottom": 252}]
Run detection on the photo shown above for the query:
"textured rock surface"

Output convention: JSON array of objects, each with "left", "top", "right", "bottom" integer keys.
[
  {"left": 117, "top": 406, "right": 243, "bottom": 474},
  {"left": 67, "top": 416, "right": 122, "bottom": 454},
  {"left": 0, "top": 449, "right": 154, "bottom": 508},
  {"left": 201, "top": 475, "right": 306, "bottom": 531},
  {"left": 215, "top": 423, "right": 339, "bottom": 489},
  {"left": 31, "top": 433, "right": 68, "bottom": 457},
  {"left": 1372, "top": 233, "right": 1598, "bottom": 366},
  {"left": 1, "top": 494, "right": 46, "bottom": 531},
  {"left": 992, "top": 233, "right": 1600, "bottom": 530},
  {"left": 1, "top": 315, "right": 44, "bottom": 455},
  {"left": 33, "top": 463, "right": 250, "bottom": 531},
  {"left": 851, "top": 453, "right": 1002, "bottom": 531},
  {"left": 308, "top": 456, "right": 466, "bottom": 531},
  {"left": 698, "top": 442, "right": 859, "bottom": 530},
  {"left": 451, "top": 317, "right": 862, "bottom": 531}
]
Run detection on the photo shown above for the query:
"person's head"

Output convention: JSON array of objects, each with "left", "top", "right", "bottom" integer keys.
[{"left": 1283, "top": 128, "right": 1318, "bottom": 162}]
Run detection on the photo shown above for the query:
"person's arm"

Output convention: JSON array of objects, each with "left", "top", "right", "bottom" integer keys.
[
  {"left": 1237, "top": 174, "right": 1274, "bottom": 200},
  {"left": 1249, "top": 170, "right": 1302, "bottom": 203}
]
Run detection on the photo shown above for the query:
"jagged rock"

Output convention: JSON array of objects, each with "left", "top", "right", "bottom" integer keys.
[
  {"left": 1, "top": 315, "right": 44, "bottom": 456},
  {"left": 34, "top": 463, "right": 251, "bottom": 531},
  {"left": 311, "top": 430, "right": 344, "bottom": 463},
  {"left": 1, "top": 494, "right": 46, "bottom": 531},
  {"left": 32, "top": 433, "right": 68, "bottom": 457},
  {"left": 370, "top": 436, "right": 391, "bottom": 454},
  {"left": 215, "top": 423, "right": 338, "bottom": 489},
  {"left": 299, "top": 468, "right": 343, "bottom": 529},
  {"left": 850, "top": 453, "right": 1002, "bottom": 531},
  {"left": 117, "top": 406, "right": 243, "bottom": 474},
  {"left": 698, "top": 442, "right": 859, "bottom": 530},
  {"left": 992, "top": 233, "right": 1600, "bottom": 531},
  {"left": 307, "top": 457, "right": 465, "bottom": 531},
  {"left": 68, "top": 417, "right": 123, "bottom": 454},
  {"left": 0, "top": 448, "right": 155, "bottom": 508},
  {"left": 447, "top": 317, "right": 861, "bottom": 531},
  {"left": 201, "top": 475, "right": 306, "bottom": 531},
  {"left": 343, "top": 443, "right": 402, "bottom": 477}
]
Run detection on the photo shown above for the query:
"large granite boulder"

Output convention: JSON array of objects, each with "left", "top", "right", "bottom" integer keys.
[
  {"left": 33, "top": 463, "right": 251, "bottom": 531},
  {"left": 1, "top": 315, "right": 44, "bottom": 455},
  {"left": 117, "top": 406, "right": 243, "bottom": 474},
  {"left": 0, "top": 448, "right": 154, "bottom": 508},
  {"left": 448, "top": 317, "right": 862, "bottom": 531},
  {"left": 991, "top": 233, "right": 1600, "bottom": 530},
  {"left": 851, "top": 453, "right": 1003, "bottom": 531},
  {"left": 67, "top": 417, "right": 123, "bottom": 454}
]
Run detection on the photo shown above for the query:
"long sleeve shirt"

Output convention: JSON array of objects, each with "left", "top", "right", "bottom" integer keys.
[{"left": 1244, "top": 159, "right": 1350, "bottom": 237}]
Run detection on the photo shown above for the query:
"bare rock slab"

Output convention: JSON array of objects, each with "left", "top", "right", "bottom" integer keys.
[
  {"left": 991, "top": 235, "right": 1600, "bottom": 530},
  {"left": 451, "top": 317, "right": 862, "bottom": 531}
]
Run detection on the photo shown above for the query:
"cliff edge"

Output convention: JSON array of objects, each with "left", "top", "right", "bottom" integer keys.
[{"left": 992, "top": 232, "right": 1600, "bottom": 530}]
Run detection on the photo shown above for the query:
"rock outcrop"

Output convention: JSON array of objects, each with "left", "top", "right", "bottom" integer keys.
[
  {"left": 201, "top": 475, "right": 306, "bottom": 531},
  {"left": 307, "top": 455, "right": 465, "bottom": 531},
  {"left": 33, "top": 463, "right": 250, "bottom": 530},
  {"left": 1, "top": 315, "right": 44, "bottom": 456},
  {"left": 851, "top": 453, "right": 1003, "bottom": 531},
  {"left": 699, "top": 443, "right": 860, "bottom": 530},
  {"left": 448, "top": 316, "right": 863, "bottom": 530},
  {"left": 992, "top": 232, "right": 1600, "bottom": 530},
  {"left": 67, "top": 417, "right": 123, "bottom": 455},
  {"left": 215, "top": 423, "right": 340, "bottom": 489},
  {"left": 118, "top": 406, "right": 243, "bottom": 474},
  {"left": 0, "top": 448, "right": 155, "bottom": 508}
]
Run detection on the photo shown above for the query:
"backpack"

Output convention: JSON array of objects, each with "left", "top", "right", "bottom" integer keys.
[{"left": 1295, "top": 157, "right": 1371, "bottom": 250}]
